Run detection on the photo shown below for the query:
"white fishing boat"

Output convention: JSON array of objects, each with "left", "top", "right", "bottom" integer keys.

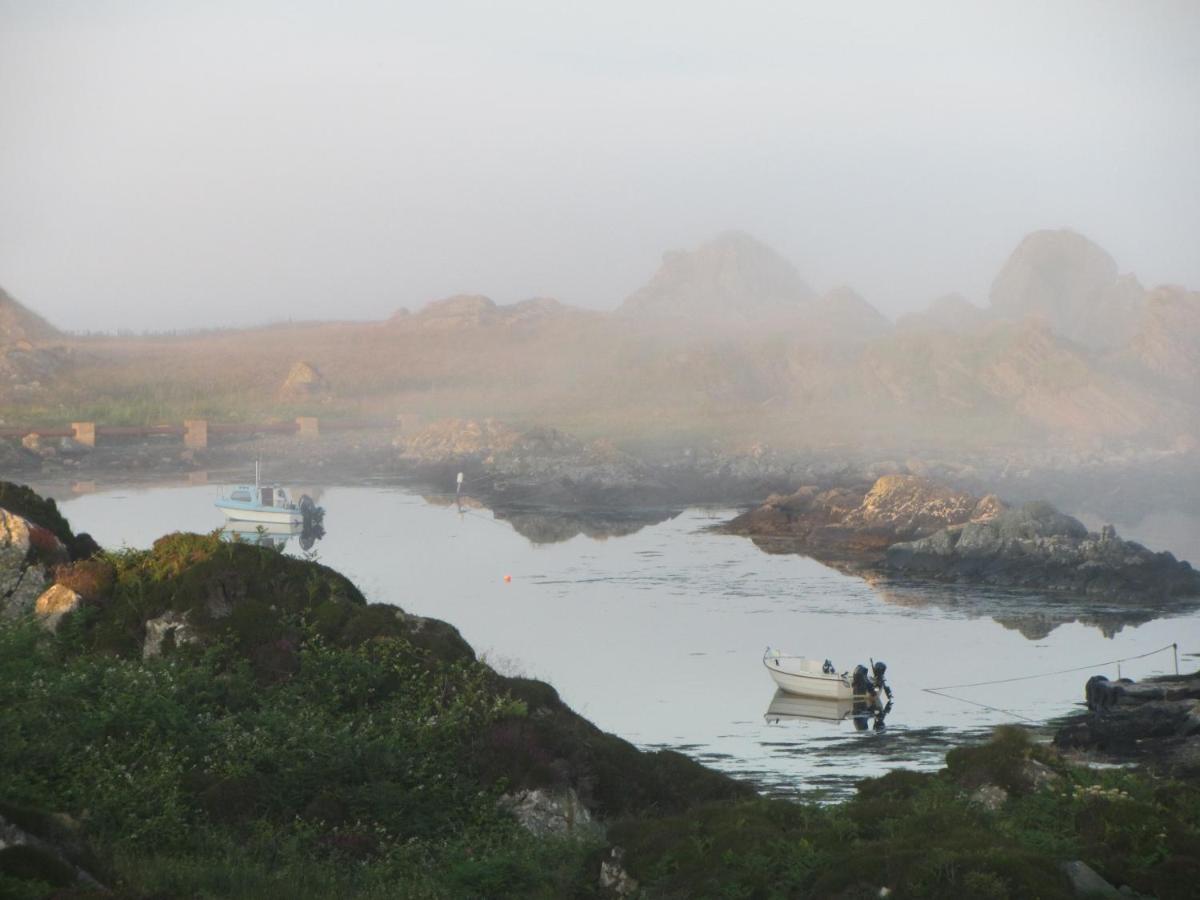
[
  {"left": 763, "top": 649, "right": 856, "bottom": 700},
  {"left": 215, "top": 462, "right": 322, "bottom": 528}
]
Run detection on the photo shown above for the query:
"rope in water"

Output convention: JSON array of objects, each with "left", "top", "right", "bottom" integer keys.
[
  {"left": 921, "top": 688, "right": 1040, "bottom": 723},
  {"left": 920, "top": 642, "right": 1180, "bottom": 723},
  {"left": 923, "top": 642, "right": 1179, "bottom": 692}
]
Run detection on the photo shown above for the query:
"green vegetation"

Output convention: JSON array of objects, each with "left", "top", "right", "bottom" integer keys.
[
  {"left": 609, "top": 729, "right": 1200, "bottom": 899},
  {"left": 0, "top": 614, "right": 598, "bottom": 898}
]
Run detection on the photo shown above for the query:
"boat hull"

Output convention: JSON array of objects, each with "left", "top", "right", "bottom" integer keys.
[
  {"left": 216, "top": 503, "right": 303, "bottom": 526},
  {"left": 766, "top": 666, "right": 854, "bottom": 700},
  {"left": 763, "top": 653, "right": 857, "bottom": 700}
]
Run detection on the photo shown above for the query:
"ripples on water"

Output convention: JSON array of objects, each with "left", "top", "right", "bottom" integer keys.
[{"left": 53, "top": 483, "right": 1200, "bottom": 801}]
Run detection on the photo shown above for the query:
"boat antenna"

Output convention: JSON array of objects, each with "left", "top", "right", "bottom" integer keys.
[{"left": 255, "top": 458, "right": 260, "bottom": 494}]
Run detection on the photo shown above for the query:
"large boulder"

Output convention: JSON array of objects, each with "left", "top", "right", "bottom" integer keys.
[
  {"left": 1, "top": 509, "right": 69, "bottom": 619},
  {"left": 34, "top": 584, "right": 82, "bottom": 632},
  {"left": 278, "top": 360, "right": 330, "bottom": 402}
]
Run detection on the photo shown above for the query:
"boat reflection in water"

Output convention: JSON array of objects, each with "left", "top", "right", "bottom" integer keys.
[
  {"left": 220, "top": 519, "right": 326, "bottom": 553},
  {"left": 765, "top": 689, "right": 892, "bottom": 732}
]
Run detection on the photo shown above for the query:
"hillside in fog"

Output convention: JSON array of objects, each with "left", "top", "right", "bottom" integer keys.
[{"left": 2, "top": 228, "right": 1197, "bottom": 457}]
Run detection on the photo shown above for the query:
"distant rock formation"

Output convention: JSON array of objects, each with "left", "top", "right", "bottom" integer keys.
[
  {"left": 0, "top": 287, "right": 59, "bottom": 344},
  {"left": 896, "top": 293, "right": 988, "bottom": 334},
  {"left": 620, "top": 231, "right": 816, "bottom": 325},
  {"left": 807, "top": 286, "right": 893, "bottom": 340},
  {"left": 392, "top": 295, "right": 572, "bottom": 331},
  {"left": 989, "top": 229, "right": 1145, "bottom": 349},
  {"left": 278, "top": 360, "right": 330, "bottom": 401},
  {"left": 0, "top": 287, "right": 66, "bottom": 401},
  {"left": 1126, "top": 286, "right": 1200, "bottom": 385}
]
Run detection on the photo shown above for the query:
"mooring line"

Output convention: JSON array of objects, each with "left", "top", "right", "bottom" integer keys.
[
  {"left": 920, "top": 642, "right": 1180, "bottom": 722},
  {"left": 923, "top": 642, "right": 1178, "bottom": 692},
  {"left": 921, "top": 688, "right": 1039, "bottom": 723}
]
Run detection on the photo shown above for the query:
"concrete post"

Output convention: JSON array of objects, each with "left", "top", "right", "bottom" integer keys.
[
  {"left": 183, "top": 419, "right": 208, "bottom": 449},
  {"left": 295, "top": 416, "right": 319, "bottom": 439},
  {"left": 71, "top": 422, "right": 97, "bottom": 447}
]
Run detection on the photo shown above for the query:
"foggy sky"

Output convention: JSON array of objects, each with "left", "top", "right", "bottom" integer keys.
[{"left": 2, "top": 1, "right": 1198, "bottom": 333}]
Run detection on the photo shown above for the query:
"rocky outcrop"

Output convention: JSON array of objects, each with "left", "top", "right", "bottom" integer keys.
[
  {"left": 988, "top": 229, "right": 1145, "bottom": 349},
  {"left": 806, "top": 285, "right": 893, "bottom": 340},
  {"left": 397, "top": 419, "right": 667, "bottom": 507},
  {"left": 142, "top": 610, "right": 197, "bottom": 658},
  {"left": 1054, "top": 671, "right": 1200, "bottom": 777},
  {"left": 724, "top": 475, "right": 1001, "bottom": 563},
  {"left": 0, "top": 288, "right": 59, "bottom": 344},
  {"left": 599, "top": 846, "right": 639, "bottom": 897},
  {"left": 499, "top": 786, "right": 602, "bottom": 839},
  {"left": 0, "top": 288, "right": 66, "bottom": 402},
  {"left": 885, "top": 503, "right": 1200, "bottom": 600},
  {"left": 1, "top": 509, "right": 69, "bottom": 619},
  {"left": 278, "top": 360, "right": 330, "bottom": 401},
  {"left": 392, "top": 295, "right": 573, "bottom": 331},
  {"left": 841, "top": 475, "right": 1002, "bottom": 537},
  {"left": 34, "top": 584, "right": 82, "bottom": 632},
  {"left": 896, "top": 293, "right": 988, "bottom": 333},
  {"left": 620, "top": 231, "right": 816, "bottom": 327},
  {"left": 0, "top": 811, "right": 107, "bottom": 892},
  {"left": 725, "top": 475, "right": 1198, "bottom": 602},
  {"left": 1126, "top": 285, "right": 1200, "bottom": 385}
]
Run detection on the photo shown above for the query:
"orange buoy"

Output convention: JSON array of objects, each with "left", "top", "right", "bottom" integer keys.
[{"left": 503, "top": 574, "right": 512, "bottom": 583}]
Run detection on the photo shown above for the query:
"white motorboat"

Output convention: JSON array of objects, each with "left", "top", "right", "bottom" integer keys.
[
  {"left": 215, "top": 461, "right": 323, "bottom": 528},
  {"left": 763, "top": 649, "right": 856, "bottom": 700}
]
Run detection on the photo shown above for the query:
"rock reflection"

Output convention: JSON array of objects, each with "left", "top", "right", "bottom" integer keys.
[
  {"left": 422, "top": 492, "right": 681, "bottom": 544},
  {"left": 865, "top": 577, "right": 1190, "bottom": 640}
]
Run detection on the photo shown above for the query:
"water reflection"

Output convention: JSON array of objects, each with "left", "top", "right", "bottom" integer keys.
[
  {"left": 221, "top": 519, "right": 326, "bottom": 553},
  {"left": 764, "top": 690, "right": 893, "bottom": 731},
  {"left": 765, "top": 690, "right": 853, "bottom": 723},
  {"left": 421, "top": 492, "right": 681, "bottom": 544},
  {"left": 867, "top": 578, "right": 1195, "bottom": 640}
]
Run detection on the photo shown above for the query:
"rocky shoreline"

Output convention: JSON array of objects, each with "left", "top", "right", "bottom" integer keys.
[
  {"left": 6, "top": 417, "right": 1198, "bottom": 603},
  {"left": 724, "top": 474, "right": 1200, "bottom": 603},
  {"left": 1054, "top": 671, "right": 1200, "bottom": 778}
]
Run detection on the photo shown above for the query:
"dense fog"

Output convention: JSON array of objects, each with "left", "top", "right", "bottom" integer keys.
[{"left": 2, "top": 2, "right": 1198, "bottom": 332}]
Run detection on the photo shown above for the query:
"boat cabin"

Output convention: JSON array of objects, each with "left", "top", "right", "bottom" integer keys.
[{"left": 223, "top": 484, "right": 294, "bottom": 508}]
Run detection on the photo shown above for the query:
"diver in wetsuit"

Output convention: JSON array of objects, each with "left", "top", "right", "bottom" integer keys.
[
  {"left": 871, "top": 660, "right": 893, "bottom": 701},
  {"left": 851, "top": 660, "right": 894, "bottom": 731}
]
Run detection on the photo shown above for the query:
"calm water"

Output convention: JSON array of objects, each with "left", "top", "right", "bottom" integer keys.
[{"left": 51, "top": 482, "right": 1200, "bottom": 800}]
